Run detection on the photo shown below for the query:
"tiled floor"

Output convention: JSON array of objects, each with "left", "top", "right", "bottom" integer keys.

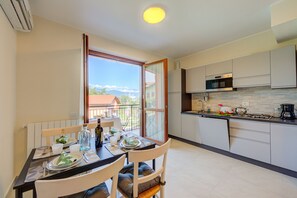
[
  {"left": 21, "top": 139, "right": 297, "bottom": 198},
  {"left": 162, "top": 139, "right": 297, "bottom": 198}
]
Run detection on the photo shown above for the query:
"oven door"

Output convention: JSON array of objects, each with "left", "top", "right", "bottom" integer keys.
[{"left": 206, "top": 74, "right": 233, "bottom": 92}]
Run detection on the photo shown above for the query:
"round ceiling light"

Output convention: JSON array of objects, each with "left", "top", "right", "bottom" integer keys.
[{"left": 143, "top": 7, "right": 166, "bottom": 24}]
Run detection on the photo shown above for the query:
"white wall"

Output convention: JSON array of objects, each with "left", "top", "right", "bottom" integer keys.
[
  {"left": 177, "top": 30, "right": 297, "bottom": 69},
  {"left": 0, "top": 9, "right": 16, "bottom": 198},
  {"left": 15, "top": 16, "right": 164, "bottom": 174}
]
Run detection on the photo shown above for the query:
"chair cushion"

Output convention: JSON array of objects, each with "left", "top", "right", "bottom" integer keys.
[
  {"left": 60, "top": 182, "right": 110, "bottom": 198},
  {"left": 118, "top": 162, "right": 160, "bottom": 198}
]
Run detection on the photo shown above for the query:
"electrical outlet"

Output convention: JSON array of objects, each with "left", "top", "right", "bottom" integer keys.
[{"left": 242, "top": 101, "right": 249, "bottom": 107}]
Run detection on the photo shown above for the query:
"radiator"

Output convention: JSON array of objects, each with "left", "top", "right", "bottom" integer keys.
[{"left": 26, "top": 119, "right": 82, "bottom": 156}]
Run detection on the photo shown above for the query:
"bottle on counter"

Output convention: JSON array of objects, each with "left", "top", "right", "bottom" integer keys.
[
  {"left": 95, "top": 118, "right": 103, "bottom": 148},
  {"left": 79, "top": 124, "right": 91, "bottom": 151}
]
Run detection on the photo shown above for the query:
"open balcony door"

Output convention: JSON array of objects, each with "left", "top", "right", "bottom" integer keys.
[{"left": 142, "top": 59, "right": 168, "bottom": 145}]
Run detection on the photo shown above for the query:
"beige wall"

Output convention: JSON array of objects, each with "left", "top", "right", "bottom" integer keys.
[
  {"left": 177, "top": 30, "right": 297, "bottom": 69},
  {"left": 15, "top": 16, "right": 164, "bottom": 174},
  {"left": 0, "top": 9, "right": 16, "bottom": 198}
]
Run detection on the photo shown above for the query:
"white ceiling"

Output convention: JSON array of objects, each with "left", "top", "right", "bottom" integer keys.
[{"left": 29, "top": 0, "right": 280, "bottom": 58}]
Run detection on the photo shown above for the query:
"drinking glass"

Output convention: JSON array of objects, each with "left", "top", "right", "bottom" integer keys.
[
  {"left": 110, "top": 136, "right": 117, "bottom": 146},
  {"left": 51, "top": 144, "right": 63, "bottom": 154}
]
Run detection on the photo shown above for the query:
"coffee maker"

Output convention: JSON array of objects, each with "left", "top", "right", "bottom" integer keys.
[{"left": 280, "top": 104, "right": 295, "bottom": 120}]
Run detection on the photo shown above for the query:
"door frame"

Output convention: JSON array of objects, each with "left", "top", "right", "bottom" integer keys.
[
  {"left": 141, "top": 59, "right": 168, "bottom": 144},
  {"left": 82, "top": 34, "right": 145, "bottom": 124}
]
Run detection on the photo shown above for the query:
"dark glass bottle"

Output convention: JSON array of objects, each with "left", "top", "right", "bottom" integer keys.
[{"left": 95, "top": 118, "right": 103, "bottom": 148}]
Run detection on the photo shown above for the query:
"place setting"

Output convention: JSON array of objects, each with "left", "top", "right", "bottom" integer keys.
[
  {"left": 33, "top": 135, "right": 77, "bottom": 160},
  {"left": 26, "top": 134, "right": 101, "bottom": 182},
  {"left": 105, "top": 130, "right": 145, "bottom": 155}
]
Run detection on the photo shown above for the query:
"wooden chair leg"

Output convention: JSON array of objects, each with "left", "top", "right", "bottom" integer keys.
[{"left": 160, "top": 185, "right": 164, "bottom": 198}]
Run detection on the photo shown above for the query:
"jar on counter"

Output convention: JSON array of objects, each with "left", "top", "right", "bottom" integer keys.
[{"left": 273, "top": 107, "right": 281, "bottom": 118}]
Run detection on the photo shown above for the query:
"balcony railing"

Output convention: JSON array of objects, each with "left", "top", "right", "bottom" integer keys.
[{"left": 89, "top": 104, "right": 140, "bottom": 131}]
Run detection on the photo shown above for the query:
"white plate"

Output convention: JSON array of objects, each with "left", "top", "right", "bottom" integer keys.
[
  {"left": 47, "top": 153, "right": 82, "bottom": 170},
  {"left": 120, "top": 139, "right": 141, "bottom": 149}
]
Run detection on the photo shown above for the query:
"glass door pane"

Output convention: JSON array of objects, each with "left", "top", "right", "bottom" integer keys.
[{"left": 143, "top": 59, "right": 168, "bottom": 144}]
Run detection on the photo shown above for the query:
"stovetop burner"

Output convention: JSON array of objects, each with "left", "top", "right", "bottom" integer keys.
[{"left": 236, "top": 114, "right": 273, "bottom": 120}]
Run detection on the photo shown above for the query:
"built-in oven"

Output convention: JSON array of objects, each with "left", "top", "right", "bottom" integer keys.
[{"left": 206, "top": 73, "right": 233, "bottom": 92}]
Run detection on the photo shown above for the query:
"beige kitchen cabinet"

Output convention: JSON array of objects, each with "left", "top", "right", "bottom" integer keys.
[
  {"left": 198, "top": 117, "right": 229, "bottom": 151},
  {"left": 168, "top": 92, "right": 181, "bottom": 137},
  {"left": 233, "top": 52, "right": 270, "bottom": 87},
  {"left": 229, "top": 119, "right": 271, "bottom": 163},
  {"left": 181, "top": 114, "right": 201, "bottom": 143},
  {"left": 168, "top": 69, "right": 191, "bottom": 138},
  {"left": 168, "top": 69, "right": 182, "bottom": 92},
  {"left": 271, "top": 123, "right": 297, "bottom": 172},
  {"left": 205, "top": 60, "right": 233, "bottom": 76},
  {"left": 271, "top": 45, "right": 297, "bottom": 88},
  {"left": 186, "top": 66, "right": 205, "bottom": 93}
]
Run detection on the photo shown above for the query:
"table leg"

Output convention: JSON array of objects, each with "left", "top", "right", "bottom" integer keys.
[
  {"left": 152, "top": 159, "right": 156, "bottom": 198},
  {"left": 15, "top": 189, "right": 23, "bottom": 198},
  {"left": 33, "top": 188, "right": 37, "bottom": 198},
  {"left": 126, "top": 153, "right": 129, "bottom": 165}
]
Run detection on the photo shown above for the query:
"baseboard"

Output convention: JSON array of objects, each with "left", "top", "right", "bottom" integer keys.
[
  {"left": 169, "top": 134, "right": 297, "bottom": 178},
  {"left": 5, "top": 177, "right": 15, "bottom": 198}
]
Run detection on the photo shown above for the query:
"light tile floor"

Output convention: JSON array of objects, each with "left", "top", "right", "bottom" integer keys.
[
  {"left": 22, "top": 139, "right": 297, "bottom": 198},
  {"left": 161, "top": 139, "right": 297, "bottom": 198}
]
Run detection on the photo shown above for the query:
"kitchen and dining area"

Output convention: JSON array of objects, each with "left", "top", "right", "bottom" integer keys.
[{"left": 1, "top": 0, "right": 297, "bottom": 198}]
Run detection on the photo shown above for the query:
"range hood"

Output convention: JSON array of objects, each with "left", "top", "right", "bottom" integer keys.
[{"left": 271, "top": 0, "right": 297, "bottom": 43}]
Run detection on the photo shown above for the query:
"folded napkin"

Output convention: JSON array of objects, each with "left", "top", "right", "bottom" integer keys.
[
  {"left": 105, "top": 144, "right": 125, "bottom": 155},
  {"left": 33, "top": 146, "right": 51, "bottom": 159},
  {"left": 84, "top": 151, "right": 100, "bottom": 163},
  {"left": 33, "top": 147, "right": 70, "bottom": 160}
]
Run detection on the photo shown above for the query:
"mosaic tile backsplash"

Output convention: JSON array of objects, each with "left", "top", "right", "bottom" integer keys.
[{"left": 192, "top": 87, "right": 297, "bottom": 115}]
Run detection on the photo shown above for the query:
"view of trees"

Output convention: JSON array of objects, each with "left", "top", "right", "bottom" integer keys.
[
  {"left": 89, "top": 87, "right": 108, "bottom": 95},
  {"left": 89, "top": 87, "right": 139, "bottom": 105}
]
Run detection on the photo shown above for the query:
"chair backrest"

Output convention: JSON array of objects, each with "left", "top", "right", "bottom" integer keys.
[
  {"left": 35, "top": 155, "right": 125, "bottom": 198},
  {"left": 128, "top": 139, "right": 171, "bottom": 196},
  {"left": 42, "top": 121, "right": 115, "bottom": 146},
  {"left": 86, "top": 121, "right": 114, "bottom": 131},
  {"left": 42, "top": 125, "right": 82, "bottom": 146}
]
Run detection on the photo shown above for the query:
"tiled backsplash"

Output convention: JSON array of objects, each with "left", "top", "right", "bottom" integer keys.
[{"left": 192, "top": 87, "right": 297, "bottom": 115}]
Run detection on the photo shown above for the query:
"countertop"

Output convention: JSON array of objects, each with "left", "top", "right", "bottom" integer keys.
[{"left": 182, "top": 111, "right": 297, "bottom": 126}]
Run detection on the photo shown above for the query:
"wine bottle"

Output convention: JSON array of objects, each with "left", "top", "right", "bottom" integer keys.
[{"left": 95, "top": 118, "right": 103, "bottom": 148}]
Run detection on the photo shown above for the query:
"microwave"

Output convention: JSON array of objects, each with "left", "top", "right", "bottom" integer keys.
[{"left": 206, "top": 73, "right": 233, "bottom": 92}]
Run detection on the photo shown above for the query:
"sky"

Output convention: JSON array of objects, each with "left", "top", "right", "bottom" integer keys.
[{"left": 89, "top": 56, "right": 141, "bottom": 91}]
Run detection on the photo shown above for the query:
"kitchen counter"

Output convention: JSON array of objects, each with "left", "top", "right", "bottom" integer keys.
[{"left": 182, "top": 111, "right": 297, "bottom": 126}]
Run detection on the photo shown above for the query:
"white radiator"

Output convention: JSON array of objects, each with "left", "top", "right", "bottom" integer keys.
[{"left": 26, "top": 119, "right": 82, "bottom": 156}]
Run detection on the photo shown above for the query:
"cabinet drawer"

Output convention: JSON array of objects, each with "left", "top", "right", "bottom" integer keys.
[
  {"left": 230, "top": 119, "right": 270, "bottom": 133},
  {"left": 230, "top": 137, "right": 270, "bottom": 163},
  {"left": 230, "top": 128, "right": 270, "bottom": 143}
]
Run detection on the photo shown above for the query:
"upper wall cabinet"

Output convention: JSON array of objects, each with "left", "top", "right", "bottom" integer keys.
[
  {"left": 186, "top": 66, "right": 205, "bottom": 93},
  {"left": 271, "top": 45, "right": 297, "bottom": 89},
  {"left": 205, "top": 60, "right": 233, "bottom": 76},
  {"left": 233, "top": 52, "right": 270, "bottom": 88},
  {"left": 168, "top": 69, "right": 182, "bottom": 92}
]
